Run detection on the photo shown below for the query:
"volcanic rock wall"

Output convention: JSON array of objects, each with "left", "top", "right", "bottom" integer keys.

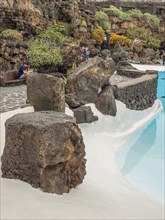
[
  {"left": 0, "top": 39, "right": 28, "bottom": 71},
  {"left": 115, "top": 74, "right": 158, "bottom": 110}
]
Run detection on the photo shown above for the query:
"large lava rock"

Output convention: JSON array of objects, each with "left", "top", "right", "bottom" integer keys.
[
  {"left": 95, "top": 85, "right": 117, "bottom": 116},
  {"left": 61, "top": 44, "right": 83, "bottom": 74},
  {"left": 66, "top": 56, "right": 114, "bottom": 103},
  {"left": 27, "top": 73, "right": 65, "bottom": 112},
  {"left": 101, "top": 49, "right": 116, "bottom": 74},
  {"left": 116, "top": 61, "right": 145, "bottom": 78},
  {"left": 65, "top": 93, "right": 85, "bottom": 109},
  {"left": 1, "top": 111, "right": 86, "bottom": 194}
]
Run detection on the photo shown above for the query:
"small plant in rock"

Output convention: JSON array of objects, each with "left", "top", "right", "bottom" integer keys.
[
  {"left": 81, "top": 19, "right": 87, "bottom": 28},
  {"left": 0, "top": 29, "right": 23, "bottom": 42},
  {"left": 63, "top": 62, "right": 77, "bottom": 87},
  {"left": 110, "top": 33, "right": 132, "bottom": 46},
  {"left": 92, "top": 26, "right": 105, "bottom": 44}
]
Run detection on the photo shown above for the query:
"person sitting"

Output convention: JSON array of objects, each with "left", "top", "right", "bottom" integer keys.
[{"left": 17, "top": 61, "right": 33, "bottom": 79}]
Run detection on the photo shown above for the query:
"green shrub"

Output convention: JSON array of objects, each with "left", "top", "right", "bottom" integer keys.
[
  {"left": 127, "top": 9, "right": 143, "bottom": 18},
  {"left": 62, "top": 23, "right": 73, "bottom": 37},
  {"left": 48, "top": 22, "right": 72, "bottom": 37},
  {"left": 103, "top": 7, "right": 159, "bottom": 30},
  {"left": 104, "top": 7, "right": 131, "bottom": 21},
  {"left": 126, "top": 27, "right": 160, "bottom": 49},
  {"left": 95, "top": 10, "right": 110, "bottom": 30},
  {"left": 35, "top": 25, "right": 43, "bottom": 35},
  {"left": 0, "top": 29, "right": 23, "bottom": 42},
  {"left": 27, "top": 40, "right": 63, "bottom": 69},
  {"left": 100, "top": 20, "right": 110, "bottom": 31},
  {"left": 95, "top": 11, "right": 109, "bottom": 21},
  {"left": 37, "top": 22, "right": 68, "bottom": 37},
  {"left": 143, "top": 13, "right": 160, "bottom": 31},
  {"left": 39, "top": 29, "right": 65, "bottom": 45}
]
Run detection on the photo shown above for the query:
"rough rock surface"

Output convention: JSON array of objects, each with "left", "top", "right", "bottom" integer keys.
[
  {"left": 73, "top": 106, "right": 98, "bottom": 124},
  {"left": 115, "top": 74, "right": 158, "bottom": 110},
  {"left": 60, "top": 44, "right": 83, "bottom": 74},
  {"left": 65, "top": 93, "right": 85, "bottom": 109},
  {"left": 66, "top": 56, "right": 113, "bottom": 104},
  {"left": 27, "top": 73, "right": 65, "bottom": 112},
  {"left": 116, "top": 61, "right": 145, "bottom": 78},
  {"left": 101, "top": 49, "right": 116, "bottom": 74},
  {"left": 117, "top": 69, "right": 145, "bottom": 78},
  {"left": 95, "top": 85, "right": 117, "bottom": 116},
  {"left": 131, "top": 39, "right": 143, "bottom": 53},
  {"left": 1, "top": 111, "right": 86, "bottom": 194},
  {"left": 0, "top": 39, "right": 28, "bottom": 71},
  {"left": 117, "top": 61, "right": 137, "bottom": 70}
]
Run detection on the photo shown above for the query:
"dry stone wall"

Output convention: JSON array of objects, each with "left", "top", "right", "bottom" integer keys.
[
  {"left": 0, "top": 39, "right": 28, "bottom": 72},
  {"left": 115, "top": 74, "right": 158, "bottom": 110}
]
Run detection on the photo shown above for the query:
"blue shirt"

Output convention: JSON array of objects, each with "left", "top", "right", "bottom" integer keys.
[{"left": 17, "top": 65, "right": 28, "bottom": 78}]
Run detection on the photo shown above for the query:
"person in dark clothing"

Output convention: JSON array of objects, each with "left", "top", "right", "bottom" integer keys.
[
  {"left": 17, "top": 62, "right": 33, "bottom": 79},
  {"left": 101, "top": 35, "right": 107, "bottom": 50},
  {"left": 82, "top": 47, "right": 90, "bottom": 61},
  {"left": 101, "top": 31, "right": 111, "bottom": 50}
]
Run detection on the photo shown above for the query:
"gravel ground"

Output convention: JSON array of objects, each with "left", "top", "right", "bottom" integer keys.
[{"left": 0, "top": 85, "right": 27, "bottom": 113}]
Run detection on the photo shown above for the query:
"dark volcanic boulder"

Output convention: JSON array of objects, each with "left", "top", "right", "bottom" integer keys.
[
  {"left": 117, "top": 61, "right": 137, "bottom": 70},
  {"left": 66, "top": 56, "right": 113, "bottom": 103},
  {"left": 116, "top": 61, "right": 145, "bottom": 78},
  {"left": 73, "top": 106, "right": 98, "bottom": 124},
  {"left": 95, "top": 85, "right": 117, "bottom": 116},
  {"left": 101, "top": 49, "right": 116, "bottom": 74},
  {"left": 27, "top": 73, "right": 65, "bottom": 112},
  {"left": 65, "top": 93, "right": 85, "bottom": 109},
  {"left": 61, "top": 44, "right": 83, "bottom": 74},
  {"left": 1, "top": 111, "right": 86, "bottom": 194}
]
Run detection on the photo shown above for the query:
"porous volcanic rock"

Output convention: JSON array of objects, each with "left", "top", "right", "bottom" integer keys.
[
  {"left": 1, "top": 111, "right": 86, "bottom": 194},
  {"left": 116, "top": 61, "right": 145, "bottom": 78},
  {"left": 95, "top": 85, "right": 117, "bottom": 116},
  {"left": 66, "top": 56, "right": 113, "bottom": 104},
  {"left": 73, "top": 106, "right": 98, "bottom": 124},
  {"left": 65, "top": 93, "right": 85, "bottom": 109},
  {"left": 27, "top": 73, "right": 65, "bottom": 112}
]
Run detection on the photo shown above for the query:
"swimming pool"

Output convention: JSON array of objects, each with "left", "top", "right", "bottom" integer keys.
[{"left": 116, "top": 71, "right": 165, "bottom": 204}]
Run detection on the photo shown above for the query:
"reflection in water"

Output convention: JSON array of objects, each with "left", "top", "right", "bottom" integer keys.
[{"left": 121, "top": 119, "right": 157, "bottom": 175}]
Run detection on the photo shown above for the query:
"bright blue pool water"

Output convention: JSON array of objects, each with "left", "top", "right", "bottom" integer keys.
[{"left": 116, "top": 71, "right": 165, "bottom": 204}]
